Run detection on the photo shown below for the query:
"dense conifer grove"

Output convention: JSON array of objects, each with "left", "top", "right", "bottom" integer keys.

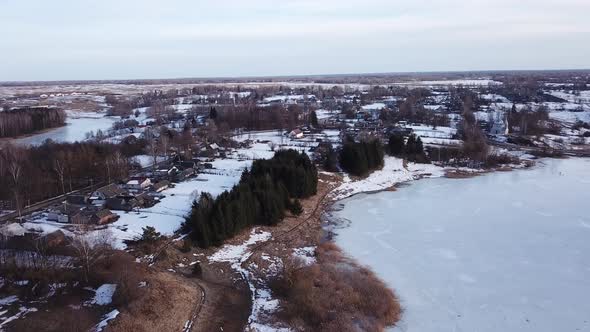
[
  {"left": 0, "top": 107, "right": 66, "bottom": 138},
  {"left": 388, "top": 133, "right": 429, "bottom": 163},
  {"left": 338, "top": 140, "right": 384, "bottom": 176},
  {"left": 183, "top": 149, "right": 317, "bottom": 248}
]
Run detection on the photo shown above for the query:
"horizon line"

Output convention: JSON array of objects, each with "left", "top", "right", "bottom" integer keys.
[{"left": 2, "top": 68, "right": 590, "bottom": 86}]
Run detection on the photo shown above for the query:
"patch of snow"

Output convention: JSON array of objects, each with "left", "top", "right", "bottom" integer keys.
[
  {"left": 292, "top": 247, "right": 316, "bottom": 266},
  {"left": 332, "top": 157, "right": 445, "bottom": 200},
  {"left": 209, "top": 229, "right": 290, "bottom": 331},
  {"left": 0, "top": 296, "right": 19, "bottom": 307},
  {"left": 94, "top": 309, "right": 119, "bottom": 332},
  {"left": 91, "top": 284, "right": 117, "bottom": 306}
]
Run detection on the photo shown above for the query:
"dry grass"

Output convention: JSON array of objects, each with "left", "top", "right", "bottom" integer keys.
[
  {"left": 270, "top": 242, "right": 401, "bottom": 332},
  {"left": 108, "top": 269, "right": 201, "bottom": 332}
]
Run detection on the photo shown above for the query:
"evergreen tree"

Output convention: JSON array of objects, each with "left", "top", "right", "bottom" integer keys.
[
  {"left": 209, "top": 107, "right": 218, "bottom": 120},
  {"left": 388, "top": 134, "right": 405, "bottom": 156},
  {"left": 310, "top": 110, "right": 319, "bottom": 127},
  {"left": 339, "top": 140, "right": 383, "bottom": 176}
]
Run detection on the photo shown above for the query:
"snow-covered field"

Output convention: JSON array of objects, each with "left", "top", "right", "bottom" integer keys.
[
  {"left": 332, "top": 158, "right": 590, "bottom": 332},
  {"left": 393, "top": 79, "right": 501, "bottom": 87}
]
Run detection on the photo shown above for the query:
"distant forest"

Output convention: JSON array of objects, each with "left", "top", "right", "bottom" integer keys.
[
  {"left": 183, "top": 149, "right": 318, "bottom": 248},
  {"left": 0, "top": 107, "right": 66, "bottom": 138}
]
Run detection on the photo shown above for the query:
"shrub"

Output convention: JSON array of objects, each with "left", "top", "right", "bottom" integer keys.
[
  {"left": 270, "top": 243, "right": 401, "bottom": 331},
  {"left": 180, "top": 238, "right": 192, "bottom": 253},
  {"left": 289, "top": 199, "right": 303, "bottom": 216},
  {"left": 192, "top": 262, "right": 203, "bottom": 277},
  {"left": 140, "top": 226, "right": 161, "bottom": 243}
]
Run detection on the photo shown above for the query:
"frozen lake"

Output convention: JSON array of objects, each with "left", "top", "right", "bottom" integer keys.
[
  {"left": 12, "top": 111, "right": 118, "bottom": 146},
  {"left": 331, "top": 158, "right": 590, "bottom": 332}
]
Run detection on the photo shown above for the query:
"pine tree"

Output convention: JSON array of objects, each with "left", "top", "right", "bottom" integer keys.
[
  {"left": 209, "top": 107, "right": 218, "bottom": 120},
  {"left": 310, "top": 110, "right": 319, "bottom": 127},
  {"left": 388, "top": 134, "right": 405, "bottom": 156}
]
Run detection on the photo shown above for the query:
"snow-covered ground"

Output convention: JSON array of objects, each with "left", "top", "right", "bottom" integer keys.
[
  {"left": 393, "top": 79, "right": 501, "bottom": 87},
  {"left": 90, "top": 284, "right": 117, "bottom": 306},
  {"left": 19, "top": 130, "right": 326, "bottom": 249},
  {"left": 208, "top": 229, "right": 290, "bottom": 331},
  {"left": 480, "top": 93, "right": 510, "bottom": 103},
  {"left": 362, "top": 102, "right": 387, "bottom": 111},
  {"left": 332, "top": 158, "right": 590, "bottom": 332},
  {"left": 406, "top": 124, "right": 456, "bottom": 139},
  {"left": 262, "top": 95, "right": 315, "bottom": 103},
  {"left": 331, "top": 157, "right": 446, "bottom": 200}
]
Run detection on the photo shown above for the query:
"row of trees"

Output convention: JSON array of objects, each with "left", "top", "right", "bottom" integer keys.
[
  {"left": 183, "top": 150, "right": 317, "bottom": 248},
  {"left": 0, "top": 107, "right": 66, "bottom": 138},
  {"left": 0, "top": 141, "right": 142, "bottom": 214},
  {"left": 339, "top": 139, "right": 384, "bottom": 176}
]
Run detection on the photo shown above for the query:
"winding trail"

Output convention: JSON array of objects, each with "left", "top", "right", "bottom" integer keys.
[{"left": 184, "top": 280, "right": 206, "bottom": 332}]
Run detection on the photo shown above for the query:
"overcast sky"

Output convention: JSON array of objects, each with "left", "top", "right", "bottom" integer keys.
[{"left": 1, "top": 0, "right": 589, "bottom": 81}]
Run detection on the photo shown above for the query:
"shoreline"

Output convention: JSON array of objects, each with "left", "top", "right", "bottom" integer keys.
[
  {"left": 315, "top": 158, "right": 541, "bottom": 328},
  {"left": 0, "top": 123, "right": 67, "bottom": 143},
  {"left": 118, "top": 157, "right": 544, "bottom": 331},
  {"left": 321, "top": 156, "right": 588, "bottom": 332}
]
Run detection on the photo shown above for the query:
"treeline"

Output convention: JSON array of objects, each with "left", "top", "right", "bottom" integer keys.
[
  {"left": 339, "top": 140, "right": 384, "bottom": 176},
  {"left": 507, "top": 106, "right": 558, "bottom": 135},
  {"left": 214, "top": 104, "right": 304, "bottom": 131},
  {"left": 388, "top": 133, "right": 428, "bottom": 163},
  {"left": 183, "top": 150, "right": 317, "bottom": 248},
  {"left": 0, "top": 140, "right": 144, "bottom": 211},
  {"left": 0, "top": 107, "right": 66, "bottom": 138}
]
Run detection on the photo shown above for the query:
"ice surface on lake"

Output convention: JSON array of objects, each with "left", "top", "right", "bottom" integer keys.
[
  {"left": 13, "top": 111, "right": 118, "bottom": 146},
  {"left": 332, "top": 158, "right": 590, "bottom": 332}
]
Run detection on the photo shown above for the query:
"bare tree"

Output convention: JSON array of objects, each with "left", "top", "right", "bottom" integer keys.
[
  {"left": 144, "top": 128, "right": 160, "bottom": 170},
  {"left": 159, "top": 133, "right": 170, "bottom": 158},
  {"left": 53, "top": 152, "right": 67, "bottom": 194},
  {"left": 71, "top": 230, "right": 114, "bottom": 283},
  {"left": 110, "top": 150, "right": 128, "bottom": 181},
  {"left": 3, "top": 145, "right": 25, "bottom": 217}
]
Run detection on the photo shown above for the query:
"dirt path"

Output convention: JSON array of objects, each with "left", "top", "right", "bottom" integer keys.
[{"left": 242, "top": 175, "right": 336, "bottom": 267}]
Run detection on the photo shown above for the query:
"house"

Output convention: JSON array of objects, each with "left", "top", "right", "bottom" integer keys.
[
  {"left": 125, "top": 177, "right": 152, "bottom": 191},
  {"left": 47, "top": 203, "right": 86, "bottom": 224},
  {"left": 289, "top": 129, "right": 304, "bottom": 139},
  {"left": 91, "top": 184, "right": 125, "bottom": 202},
  {"left": 134, "top": 192, "right": 154, "bottom": 208},
  {"left": 152, "top": 180, "right": 170, "bottom": 193},
  {"left": 106, "top": 197, "right": 132, "bottom": 212},
  {"left": 175, "top": 160, "right": 198, "bottom": 171},
  {"left": 174, "top": 168, "right": 196, "bottom": 182},
  {"left": 106, "top": 191, "right": 153, "bottom": 211},
  {"left": 89, "top": 209, "right": 117, "bottom": 225}
]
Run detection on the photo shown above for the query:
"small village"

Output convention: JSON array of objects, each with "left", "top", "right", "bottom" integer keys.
[{"left": 0, "top": 73, "right": 589, "bottom": 331}]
